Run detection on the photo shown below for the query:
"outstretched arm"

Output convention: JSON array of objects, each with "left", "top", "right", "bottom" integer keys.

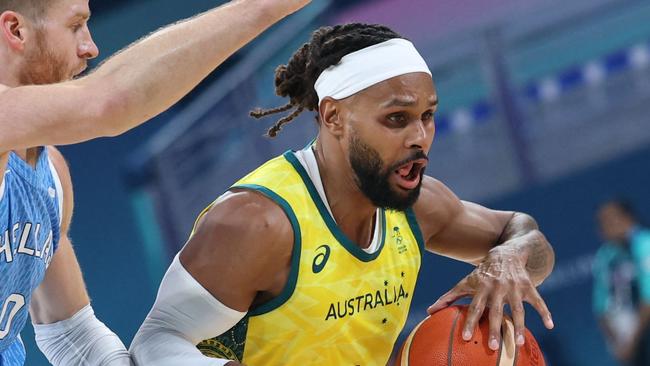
[
  {"left": 415, "top": 177, "right": 555, "bottom": 351},
  {"left": 0, "top": 0, "right": 311, "bottom": 154},
  {"left": 30, "top": 147, "right": 131, "bottom": 365}
]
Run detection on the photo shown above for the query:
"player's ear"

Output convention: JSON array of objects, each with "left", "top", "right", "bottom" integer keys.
[
  {"left": 0, "top": 11, "right": 28, "bottom": 52},
  {"left": 319, "top": 97, "right": 344, "bottom": 137}
]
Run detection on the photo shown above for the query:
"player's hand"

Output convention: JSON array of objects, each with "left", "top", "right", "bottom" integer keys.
[{"left": 426, "top": 245, "right": 554, "bottom": 351}]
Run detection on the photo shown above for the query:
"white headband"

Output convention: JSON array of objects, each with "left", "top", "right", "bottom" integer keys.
[{"left": 314, "top": 38, "right": 432, "bottom": 105}]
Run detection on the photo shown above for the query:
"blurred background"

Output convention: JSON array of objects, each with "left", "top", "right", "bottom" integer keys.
[{"left": 20, "top": 0, "right": 650, "bottom": 365}]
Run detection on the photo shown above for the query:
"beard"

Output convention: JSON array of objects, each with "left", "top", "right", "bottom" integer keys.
[
  {"left": 348, "top": 131, "right": 427, "bottom": 211},
  {"left": 18, "top": 29, "right": 71, "bottom": 85}
]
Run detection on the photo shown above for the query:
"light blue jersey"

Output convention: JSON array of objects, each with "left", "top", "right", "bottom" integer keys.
[{"left": 0, "top": 148, "right": 62, "bottom": 365}]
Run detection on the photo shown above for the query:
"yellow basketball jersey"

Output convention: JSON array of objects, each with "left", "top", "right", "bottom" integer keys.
[{"left": 196, "top": 150, "right": 424, "bottom": 365}]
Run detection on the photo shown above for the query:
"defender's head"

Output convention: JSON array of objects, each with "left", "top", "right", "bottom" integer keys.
[{"left": 0, "top": 0, "right": 98, "bottom": 86}]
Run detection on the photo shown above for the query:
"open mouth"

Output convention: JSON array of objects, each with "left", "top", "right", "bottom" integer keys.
[{"left": 393, "top": 159, "right": 427, "bottom": 190}]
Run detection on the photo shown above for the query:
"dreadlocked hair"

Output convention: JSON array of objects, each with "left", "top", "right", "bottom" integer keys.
[{"left": 250, "top": 23, "right": 403, "bottom": 137}]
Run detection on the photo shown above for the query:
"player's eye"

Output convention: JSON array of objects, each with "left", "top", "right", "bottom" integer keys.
[{"left": 387, "top": 113, "right": 408, "bottom": 125}]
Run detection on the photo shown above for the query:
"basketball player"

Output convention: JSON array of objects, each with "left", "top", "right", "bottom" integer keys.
[
  {"left": 130, "top": 24, "right": 556, "bottom": 365},
  {"left": 0, "top": 0, "right": 310, "bottom": 364}
]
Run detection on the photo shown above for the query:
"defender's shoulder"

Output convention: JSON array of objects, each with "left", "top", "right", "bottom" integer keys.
[{"left": 45, "top": 146, "right": 72, "bottom": 190}]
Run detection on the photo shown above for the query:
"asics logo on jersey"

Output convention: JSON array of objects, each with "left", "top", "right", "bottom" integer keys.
[{"left": 312, "top": 245, "right": 331, "bottom": 274}]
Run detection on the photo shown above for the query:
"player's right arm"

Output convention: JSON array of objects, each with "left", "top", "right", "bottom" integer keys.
[
  {"left": 416, "top": 177, "right": 554, "bottom": 351},
  {"left": 0, "top": 0, "right": 310, "bottom": 154},
  {"left": 130, "top": 189, "right": 294, "bottom": 365}
]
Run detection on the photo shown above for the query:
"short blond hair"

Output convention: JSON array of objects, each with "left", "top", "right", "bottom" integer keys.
[{"left": 0, "top": 0, "right": 52, "bottom": 21}]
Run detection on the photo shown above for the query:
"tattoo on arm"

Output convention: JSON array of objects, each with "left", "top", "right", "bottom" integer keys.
[
  {"left": 524, "top": 233, "right": 555, "bottom": 286},
  {"left": 498, "top": 213, "right": 555, "bottom": 286}
]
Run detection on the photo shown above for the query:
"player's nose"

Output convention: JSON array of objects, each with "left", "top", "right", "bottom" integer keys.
[{"left": 79, "top": 33, "right": 99, "bottom": 60}]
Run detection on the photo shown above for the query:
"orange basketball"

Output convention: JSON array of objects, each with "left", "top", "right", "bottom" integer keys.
[{"left": 396, "top": 305, "right": 545, "bottom": 366}]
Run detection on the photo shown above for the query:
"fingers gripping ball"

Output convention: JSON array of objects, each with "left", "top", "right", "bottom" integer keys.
[{"left": 396, "top": 305, "right": 545, "bottom": 366}]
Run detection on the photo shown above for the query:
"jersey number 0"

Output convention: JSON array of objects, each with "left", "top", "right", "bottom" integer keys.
[{"left": 0, "top": 294, "right": 25, "bottom": 339}]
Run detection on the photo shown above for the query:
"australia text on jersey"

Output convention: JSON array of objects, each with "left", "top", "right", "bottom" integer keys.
[
  {"left": 0, "top": 222, "right": 54, "bottom": 266},
  {"left": 325, "top": 281, "right": 409, "bottom": 321}
]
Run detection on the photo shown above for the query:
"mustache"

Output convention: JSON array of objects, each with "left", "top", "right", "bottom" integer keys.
[{"left": 389, "top": 150, "right": 429, "bottom": 171}]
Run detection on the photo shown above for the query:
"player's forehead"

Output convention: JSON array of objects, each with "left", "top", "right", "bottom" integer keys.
[
  {"left": 350, "top": 73, "right": 437, "bottom": 108},
  {"left": 47, "top": 0, "right": 91, "bottom": 20}
]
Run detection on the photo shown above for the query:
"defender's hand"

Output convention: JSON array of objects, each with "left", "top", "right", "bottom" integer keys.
[{"left": 427, "top": 245, "right": 554, "bottom": 351}]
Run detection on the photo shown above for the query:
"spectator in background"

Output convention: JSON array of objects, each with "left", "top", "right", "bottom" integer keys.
[{"left": 593, "top": 200, "right": 650, "bottom": 365}]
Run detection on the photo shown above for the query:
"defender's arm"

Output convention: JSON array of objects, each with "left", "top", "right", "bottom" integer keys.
[
  {"left": 0, "top": 0, "right": 310, "bottom": 154},
  {"left": 29, "top": 147, "right": 131, "bottom": 365}
]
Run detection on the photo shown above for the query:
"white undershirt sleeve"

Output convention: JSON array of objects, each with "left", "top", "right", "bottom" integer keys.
[
  {"left": 33, "top": 305, "right": 132, "bottom": 366},
  {"left": 129, "top": 254, "right": 247, "bottom": 366}
]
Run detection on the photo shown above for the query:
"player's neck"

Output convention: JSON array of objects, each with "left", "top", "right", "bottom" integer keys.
[
  {"left": 0, "top": 61, "right": 21, "bottom": 87},
  {"left": 13, "top": 148, "right": 41, "bottom": 169},
  {"left": 0, "top": 78, "right": 20, "bottom": 88},
  {"left": 314, "top": 143, "right": 377, "bottom": 248}
]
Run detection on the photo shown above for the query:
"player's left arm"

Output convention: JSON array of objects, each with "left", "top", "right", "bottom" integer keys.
[
  {"left": 29, "top": 146, "right": 132, "bottom": 366},
  {"left": 414, "top": 176, "right": 555, "bottom": 350}
]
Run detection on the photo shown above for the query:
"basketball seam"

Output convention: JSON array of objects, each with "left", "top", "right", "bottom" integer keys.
[
  {"left": 400, "top": 316, "right": 428, "bottom": 365},
  {"left": 447, "top": 307, "right": 461, "bottom": 366},
  {"left": 499, "top": 317, "right": 517, "bottom": 366},
  {"left": 513, "top": 337, "right": 520, "bottom": 365},
  {"left": 496, "top": 328, "right": 503, "bottom": 366}
]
